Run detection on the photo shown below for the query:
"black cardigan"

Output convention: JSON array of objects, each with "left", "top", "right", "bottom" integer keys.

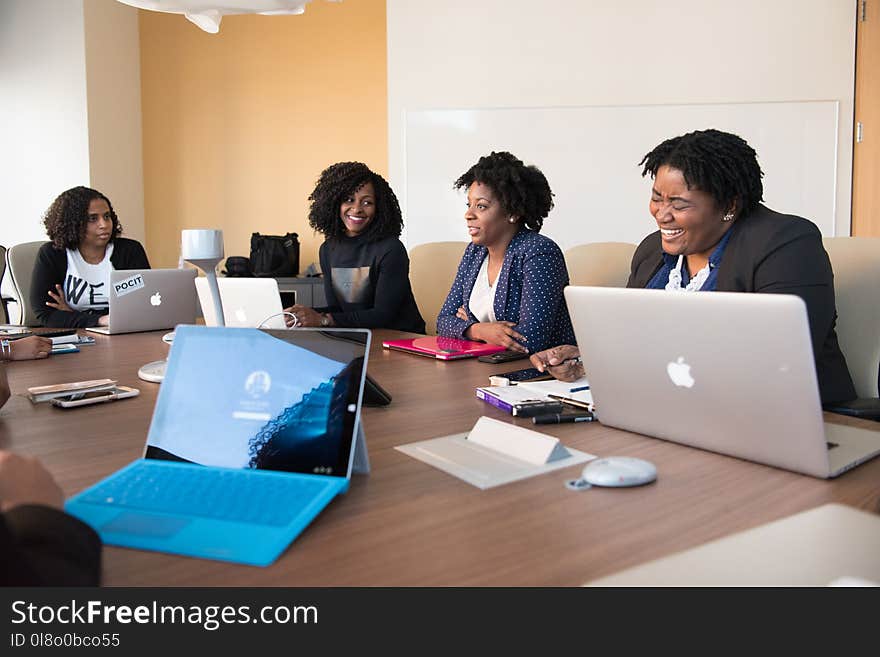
[
  {"left": 31, "top": 238, "right": 150, "bottom": 328},
  {"left": 627, "top": 205, "right": 856, "bottom": 405},
  {"left": 0, "top": 505, "right": 101, "bottom": 586}
]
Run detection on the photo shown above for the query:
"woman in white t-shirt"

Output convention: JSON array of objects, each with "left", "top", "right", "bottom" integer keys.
[{"left": 31, "top": 186, "right": 150, "bottom": 328}]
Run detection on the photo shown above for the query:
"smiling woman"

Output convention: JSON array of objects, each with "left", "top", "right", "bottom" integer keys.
[
  {"left": 31, "top": 186, "right": 150, "bottom": 328},
  {"left": 530, "top": 129, "right": 856, "bottom": 406},
  {"left": 283, "top": 162, "right": 425, "bottom": 333}
]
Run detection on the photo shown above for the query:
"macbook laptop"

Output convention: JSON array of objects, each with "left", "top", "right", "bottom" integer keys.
[
  {"left": 86, "top": 269, "right": 198, "bottom": 335},
  {"left": 65, "top": 325, "right": 372, "bottom": 566},
  {"left": 196, "top": 277, "right": 286, "bottom": 329},
  {"left": 565, "top": 286, "right": 880, "bottom": 479},
  {"left": 382, "top": 336, "right": 506, "bottom": 360}
]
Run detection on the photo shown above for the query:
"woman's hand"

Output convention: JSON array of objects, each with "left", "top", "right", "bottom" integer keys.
[
  {"left": 530, "top": 345, "right": 583, "bottom": 382},
  {"left": 455, "top": 306, "right": 470, "bottom": 321},
  {"left": 45, "top": 284, "right": 73, "bottom": 313},
  {"left": 283, "top": 305, "right": 326, "bottom": 328},
  {"left": 8, "top": 336, "right": 52, "bottom": 361},
  {"left": 466, "top": 321, "right": 527, "bottom": 352},
  {"left": 97, "top": 314, "right": 110, "bottom": 327}
]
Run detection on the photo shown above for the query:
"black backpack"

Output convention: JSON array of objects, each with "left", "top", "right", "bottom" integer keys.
[
  {"left": 222, "top": 256, "right": 253, "bottom": 277},
  {"left": 249, "top": 232, "right": 299, "bottom": 277}
]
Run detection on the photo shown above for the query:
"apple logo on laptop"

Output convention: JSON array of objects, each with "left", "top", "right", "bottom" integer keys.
[
  {"left": 667, "top": 356, "right": 695, "bottom": 388},
  {"left": 234, "top": 308, "right": 248, "bottom": 323},
  {"left": 150, "top": 292, "right": 162, "bottom": 307}
]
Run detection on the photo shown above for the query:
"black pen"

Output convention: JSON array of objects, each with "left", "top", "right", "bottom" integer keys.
[{"left": 532, "top": 412, "right": 594, "bottom": 425}]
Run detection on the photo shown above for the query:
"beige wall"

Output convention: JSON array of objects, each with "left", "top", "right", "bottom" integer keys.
[
  {"left": 84, "top": 0, "right": 145, "bottom": 245},
  {"left": 139, "top": 0, "right": 388, "bottom": 270}
]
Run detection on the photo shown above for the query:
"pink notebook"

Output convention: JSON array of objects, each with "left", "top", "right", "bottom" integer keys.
[{"left": 382, "top": 336, "right": 506, "bottom": 360}]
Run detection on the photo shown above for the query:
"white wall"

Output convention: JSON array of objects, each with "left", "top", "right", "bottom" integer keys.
[
  {"left": 388, "top": 0, "right": 857, "bottom": 248},
  {"left": 0, "top": 0, "right": 90, "bottom": 248}
]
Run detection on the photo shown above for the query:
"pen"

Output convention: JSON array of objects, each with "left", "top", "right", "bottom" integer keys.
[
  {"left": 547, "top": 393, "right": 592, "bottom": 410},
  {"left": 568, "top": 385, "right": 590, "bottom": 393},
  {"left": 532, "top": 412, "right": 594, "bottom": 425}
]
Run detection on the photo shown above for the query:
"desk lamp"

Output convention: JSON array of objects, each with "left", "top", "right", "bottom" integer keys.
[{"left": 137, "top": 229, "right": 225, "bottom": 383}]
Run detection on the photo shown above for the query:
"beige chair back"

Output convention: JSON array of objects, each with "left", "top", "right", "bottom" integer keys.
[
  {"left": 7, "top": 241, "right": 47, "bottom": 326},
  {"left": 409, "top": 241, "right": 469, "bottom": 335},
  {"left": 823, "top": 237, "right": 880, "bottom": 398},
  {"left": 565, "top": 242, "right": 637, "bottom": 287}
]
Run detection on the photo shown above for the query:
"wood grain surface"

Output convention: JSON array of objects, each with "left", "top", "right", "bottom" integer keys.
[{"left": 1, "top": 329, "right": 878, "bottom": 586}]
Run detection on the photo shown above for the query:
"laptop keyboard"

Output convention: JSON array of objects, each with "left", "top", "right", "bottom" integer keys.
[{"left": 80, "top": 461, "right": 334, "bottom": 527}]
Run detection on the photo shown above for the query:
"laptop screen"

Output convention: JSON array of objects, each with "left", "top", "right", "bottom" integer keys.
[{"left": 145, "top": 326, "right": 369, "bottom": 478}]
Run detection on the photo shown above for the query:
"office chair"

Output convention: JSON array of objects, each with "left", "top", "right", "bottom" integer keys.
[
  {"left": 564, "top": 242, "right": 637, "bottom": 287},
  {"left": 409, "top": 241, "right": 468, "bottom": 335},
  {"left": 0, "top": 245, "right": 9, "bottom": 323},
  {"left": 6, "top": 241, "right": 47, "bottom": 326},
  {"left": 821, "top": 236, "right": 880, "bottom": 420}
]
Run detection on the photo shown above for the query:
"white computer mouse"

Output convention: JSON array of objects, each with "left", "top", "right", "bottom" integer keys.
[{"left": 580, "top": 456, "right": 657, "bottom": 487}]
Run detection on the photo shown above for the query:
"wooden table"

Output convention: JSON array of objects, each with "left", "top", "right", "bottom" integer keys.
[{"left": 1, "top": 330, "right": 879, "bottom": 586}]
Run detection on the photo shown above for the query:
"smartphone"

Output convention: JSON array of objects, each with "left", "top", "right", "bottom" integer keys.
[
  {"left": 50, "top": 386, "right": 140, "bottom": 408},
  {"left": 477, "top": 350, "right": 530, "bottom": 364},
  {"left": 490, "top": 367, "right": 554, "bottom": 384}
]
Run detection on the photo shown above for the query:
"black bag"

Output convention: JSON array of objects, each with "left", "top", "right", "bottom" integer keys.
[
  {"left": 249, "top": 232, "right": 299, "bottom": 277},
  {"left": 222, "top": 256, "right": 253, "bottom": 277}
]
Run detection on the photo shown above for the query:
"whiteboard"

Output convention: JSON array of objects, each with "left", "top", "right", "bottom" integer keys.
[{"left": 403, "top": 101, "right": 839, "bottom": 251}]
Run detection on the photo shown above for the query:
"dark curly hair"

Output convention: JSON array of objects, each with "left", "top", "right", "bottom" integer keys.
[
  {"left": 42, "top": 186, "right": 121, "bottom": 250},
  {"left": 307, "top": 162, "right": 403, "bottom": 241},
  {"left": 454, "top": 151, "right": 554, "bottom": 232},
  {"left": 640, "top": 129, "right": 764, "bottom": 217}
]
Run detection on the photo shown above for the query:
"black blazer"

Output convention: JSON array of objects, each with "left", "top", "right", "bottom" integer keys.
[
  {"left": 0, "top": 505, "right": 101, "bottom": 586},
  {"left": 627, "top": 204, "right": 856, "bottom": 404},
  {"left": 31, "top": 237, "right": 150, "bottom": 328}
]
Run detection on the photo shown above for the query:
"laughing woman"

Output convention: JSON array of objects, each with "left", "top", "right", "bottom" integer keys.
[
  {"left": 436, "top": 151, "right": 575, "bottom": 354},
  {"left": 531, "top": 129, "right": 855, "bottom": 405}
]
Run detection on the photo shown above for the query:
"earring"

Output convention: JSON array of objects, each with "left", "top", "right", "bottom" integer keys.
[
  {"left": 508, "top": 217, "right": 516, "bottom": 224},
  {"left": 722, "top": 212, "right": 734, "bottom": 222}
]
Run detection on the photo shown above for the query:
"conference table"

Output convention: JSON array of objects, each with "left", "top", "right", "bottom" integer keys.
[{"left": 2, "top": 329, "right": 879, "bottom": 586}]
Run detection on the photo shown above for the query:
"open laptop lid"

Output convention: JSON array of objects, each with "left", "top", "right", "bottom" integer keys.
[
  {"left": 565, "top": 286, "right": 835, "bottom": 478},
  {"left": 382, "top": 336, "right": 506, "bottom": 360},
  {"left": 102, "top": 269, "right": 198, "bottom": 333},
  {"left": 195, "top": 277, "right": 286, "bottom": 329},
  {"left": 145, "top": 326, "right": 370, "bottom": 480}
]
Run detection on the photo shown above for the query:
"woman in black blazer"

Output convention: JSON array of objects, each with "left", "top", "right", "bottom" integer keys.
[{"left": 531, "top": 129, "right": 855, "bottom": 405}]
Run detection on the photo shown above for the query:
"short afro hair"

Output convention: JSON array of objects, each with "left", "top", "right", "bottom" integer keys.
[
  {"left": 43, "top": 186, "right": 121, "bottom": 250},
  {"left": 308, "top": 162, "right": 403, "bottom": 241},
  {"left": 640, "top": 128, "right": 764, "bottom": 217},
  {"left": 454, "top": 151, "right": 554, "bottom": 232}
]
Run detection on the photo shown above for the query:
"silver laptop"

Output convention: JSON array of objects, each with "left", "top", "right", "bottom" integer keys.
[
  {"left": 87, "top": 269, "right": 198, "bottom": 335},
  {"left": 195, "top": 277, "right": 287, "bottom": 329},
  {"left": 565, "top": 286, "right": 880, "bottom": 479}
]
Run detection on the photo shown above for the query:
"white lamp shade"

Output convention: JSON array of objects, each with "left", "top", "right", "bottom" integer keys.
[{"left": 181, "top": 229, "right": 224, "bottom": 262}]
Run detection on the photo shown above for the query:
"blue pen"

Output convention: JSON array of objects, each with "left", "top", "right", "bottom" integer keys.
[{"left": 569, "top": 385, "right": 590, "bottom": 393}]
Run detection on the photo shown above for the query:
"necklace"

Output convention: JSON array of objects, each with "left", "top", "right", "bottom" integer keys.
[{"left": 665, "top": 255, "right": 711, "bottom": 292}]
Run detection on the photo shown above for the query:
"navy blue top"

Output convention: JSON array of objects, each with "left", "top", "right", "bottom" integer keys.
[
  {"left": 646, "top": 228, "right": 733, "bottom": 291},
  {"left": 436, "top": 229, "right": 575, "bottom": 353}
]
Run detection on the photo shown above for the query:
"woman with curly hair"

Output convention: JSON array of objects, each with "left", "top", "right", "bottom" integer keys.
[
  {"left": 436, "top": 151, "right": 575, "bottom": 353},
  {"left": 284, "top": 162, "right": 425, "bottom": 333},
  {"left": 31, "top": 186, "right": 149, "bottom": 328}
]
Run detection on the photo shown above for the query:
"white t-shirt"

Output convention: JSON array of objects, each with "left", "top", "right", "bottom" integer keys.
[
  {"left": 64, "top": 243, "right": 114, "bottom": 311},
  {"left": 468, "top": 255, "right": 497, "bottom": 323}
]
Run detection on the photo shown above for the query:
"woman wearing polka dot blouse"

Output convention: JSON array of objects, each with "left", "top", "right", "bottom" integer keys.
[{"left": 436, "top": 151, "right": 575, "bottom": 354}]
